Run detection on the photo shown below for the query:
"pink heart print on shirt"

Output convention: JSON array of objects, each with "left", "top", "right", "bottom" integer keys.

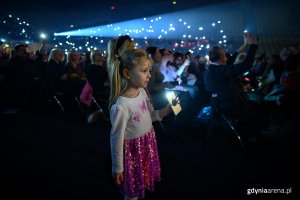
[
  {"left": 133, "top": 112, "right": 142, "bottom": 122},
  {"left": 139, "top": 101, "right": 147, "bottom": 113}
]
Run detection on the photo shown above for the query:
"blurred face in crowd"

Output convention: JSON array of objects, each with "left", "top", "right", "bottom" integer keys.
[
  {"left": 175, "top": 56, "right": 184, "bottom": 66},
  {"left": 69, "top": 51, "right": 80, "bottom": 65},
  {"left": 161, "top": 48, "right": 174, "bottom": 64},
  {"left": 152, "top": 48, "right": 162, "bottom": 64},
  {"left": 16, "top": 46, "right": 28, "bottom": 58},
  {"left": 94, "top": 51, "right": 105, "bottom": 63},
  {"left": 54, "top": 51, "right": 64, "bottom": 63},
  {"left": 219, "top": 48, "right": 228, "bottom": 65}
]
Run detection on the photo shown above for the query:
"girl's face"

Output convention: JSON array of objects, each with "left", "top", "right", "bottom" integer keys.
[{"left": 127, "top": 57, "right": 152, "bottom": 89}]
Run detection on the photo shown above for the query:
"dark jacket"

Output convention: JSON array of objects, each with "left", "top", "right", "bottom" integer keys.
[{"left": 204, "top": 44, "right": 258, "bottom": 117}]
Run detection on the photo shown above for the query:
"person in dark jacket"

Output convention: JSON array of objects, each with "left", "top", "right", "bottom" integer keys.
[{"left": 204, "top": 33, "right": 267, "bottom": 140}]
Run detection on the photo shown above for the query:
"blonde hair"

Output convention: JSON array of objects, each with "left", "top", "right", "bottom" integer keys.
[
  {"left": 107, "top": 36, "right": 135, "bottom": 109},
  {"left": 90, "top": 49, "right": 103, "bottom": 64},
  {"left": 48, "top": 48, "right": 62, "bottom": 62},
  {"left": 108, "top": 48, "right": 152, "bottom": 108}
]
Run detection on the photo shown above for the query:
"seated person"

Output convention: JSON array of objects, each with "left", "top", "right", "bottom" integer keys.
[
  {"left": 61, "top": 50, "right": 86, "bottom": 97},
  {"left": 84, "top": 50, "right": 110, "bottom": 123},
  {"left": 147, "top": 47, "right": 196, "bottom": 129}
]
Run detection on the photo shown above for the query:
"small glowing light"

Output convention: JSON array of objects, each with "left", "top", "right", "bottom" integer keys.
[
  {"left": 1, "top": 39, "right": 6, "bottom": 42},
  {"left": 183, "top": 22, "right": 187, "bottom": 25},
  {"left": 40, "top": 33, "right": 46, "bottom": 39},
  {"left": 166, "top": 91, "right": 173, "bottom": 99},
  {"left": 172, "top": 1, "right": 177, "bottom": 5},
  {"left": 223, "top": 35, "right": 226, "bottom": 38},
  {"left": 111, "top": 6, "right": 116, "bottom": 10},
  {"left": 187, "top": 25, "right": 191, "bottom": 29},
  {"left": 205, "top": 55, "right": 209, "bottom": 59},
  {"left": 244, "top": 30, "right": 248, "bottom": 33},
  {"left": 179, "top": 19, "right": 182, "bottom": 22},
  {"left": 218, "top": 20, "right": 221, "bottom": 23},
  {"left": 199, "top": 27, "right": 203, "bottom": 30},
  {"left": 212, "top": 23, "right": 216, "bottom": 26},
  {"left": 220, "top": 30, "right": 223, "bottom": 33},
  {"left": 144, "top": 18, "right": 147, "bottom": 20},
  {"left": 183, "top": 35, "right": 186, "bottom": 38},
  {"left": 8, "top": 15, "right": 12, "bottom": 18}
]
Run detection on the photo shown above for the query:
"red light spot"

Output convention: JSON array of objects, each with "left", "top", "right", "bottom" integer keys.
[{"left": 111, "top": 6, "right": 116, "bottom": 10}]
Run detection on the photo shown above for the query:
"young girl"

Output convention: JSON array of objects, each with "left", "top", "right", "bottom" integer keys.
[{"left": 108, "top": 48, "right": 172, "bottom": 200}]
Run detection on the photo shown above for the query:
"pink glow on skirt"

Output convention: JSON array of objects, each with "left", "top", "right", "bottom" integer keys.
[{"left": 120, "top": 128, "right": 161, "bottom": 198}]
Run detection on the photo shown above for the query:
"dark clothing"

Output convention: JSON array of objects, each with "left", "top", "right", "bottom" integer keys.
[
  {"left": 86, "top": 64, "right": 109, "bottom": 99},
  {"left": 85, "top": 64, "right": 109, "bottom": 116},
  {"left": 61, "top": 62, "right": 86, "bottom": 97},
  {"left": 204, "top": 44, "right": 258, "bottom": 118},
  {"left": 46, "top": 59, "right": 65, "bottom": 91}
]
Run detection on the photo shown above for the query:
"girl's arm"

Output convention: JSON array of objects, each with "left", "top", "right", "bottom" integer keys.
[
  {"left": 146, "top": 96, "right": 172, "bottom": 121},
  {"left": 158, "top": 104, "right": 172, "bottom": 119},
  {"left": 110, "top": 105, "right": 128, "bottom": 174}
]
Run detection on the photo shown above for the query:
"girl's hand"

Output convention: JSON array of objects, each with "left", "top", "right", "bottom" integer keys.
[{"left": 113, "top": 172, "right": 123, "bottom": 186}]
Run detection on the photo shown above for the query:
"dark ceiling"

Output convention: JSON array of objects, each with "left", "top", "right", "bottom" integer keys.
[{"left": 1, "top": 0, "right": 237, "bottom": 33}]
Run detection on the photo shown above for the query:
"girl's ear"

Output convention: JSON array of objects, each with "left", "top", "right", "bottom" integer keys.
[{"left": 122, "top": 69, "right": 131, "bottom": 80}]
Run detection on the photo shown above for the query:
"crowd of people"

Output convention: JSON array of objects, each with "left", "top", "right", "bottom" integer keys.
[{"left": 1, "top": 32, "right": 299, "bottom": 199}]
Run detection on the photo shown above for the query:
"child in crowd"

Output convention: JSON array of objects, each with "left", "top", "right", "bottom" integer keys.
[{"left": 107, "top": 47, "right": 172, "bottom": 200}]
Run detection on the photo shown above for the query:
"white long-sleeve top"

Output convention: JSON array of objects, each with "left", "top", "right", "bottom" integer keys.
[{"left": 110, "top": 88, "right": 161, "bottom": 173}]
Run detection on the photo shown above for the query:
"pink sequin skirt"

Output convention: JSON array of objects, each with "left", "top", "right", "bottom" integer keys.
[{"left": 120, "top": 128, "right": 161, "bottom": 198}]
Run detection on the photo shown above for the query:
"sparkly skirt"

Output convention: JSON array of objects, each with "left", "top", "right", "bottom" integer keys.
[{"left": 120, "top": 128, "right": 161, "bottom": 198}]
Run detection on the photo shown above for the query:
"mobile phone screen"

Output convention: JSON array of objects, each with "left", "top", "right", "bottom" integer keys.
[{"left": 166, "top": 91, "right": 181, "bottom": 115}]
